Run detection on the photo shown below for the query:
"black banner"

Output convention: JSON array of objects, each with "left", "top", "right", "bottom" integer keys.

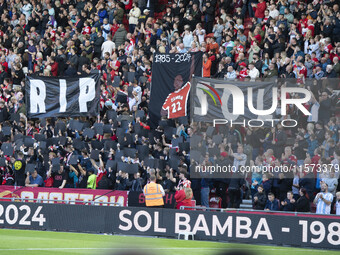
[
  {"left": 149, "top": 52, "right": 203, "bottom": 128},
  {"left": 191, "top": 77, "right": 277, "bottom": 127},
  {"left": 128, "top": 191, "right": 176, "bottom": 208},
  {"left": 0, "top": 201, "right": 339, "bottom": 249},
  {"left": 25, "top": 74, "right": 101, "bottom": 118}
]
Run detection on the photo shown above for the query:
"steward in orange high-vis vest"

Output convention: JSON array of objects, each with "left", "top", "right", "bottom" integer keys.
[{"left": 143, "top": 175, "right": 165, "bottom": 207}]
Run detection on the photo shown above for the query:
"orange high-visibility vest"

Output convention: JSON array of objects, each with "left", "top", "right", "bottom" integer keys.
[{"left": 143, "top": 182, "right": 164, "bottom": 206}]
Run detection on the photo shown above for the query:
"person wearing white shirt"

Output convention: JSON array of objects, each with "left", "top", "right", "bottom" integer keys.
[
  {"left": 322, "top": 171, "right": 338, "bottom": 196},
  {"left": 194, "top": 23, "right": 206, "bottom": 45},
  {"left": 133, "top": 83, "right": 142, "bottom": 102},
  {"left": 269, "top": 4, "right": 279, "bottom": 19},
  {"left": 128, "top": 91, "right": 140, "bottom": 111},
  {"left": 314, "top": 183, "right": 333, "bottom": 214},
  {"left": 229, "top": 145, "right": 247, "bottom": 170},
  {"left": 248, "top": 63, "right": 260, "bottom": 81},
  {"left": 225, "top": 66, "right": 237, "bottom": 80},
  {"left": 21, "top": 0, "right": 32, "bottom": 21},
  {"left": 102, "top": 18, "right": 111, "bottom": 40},
  {"left": 336, "top": 192, "right": 340, "bottom": 215},
  {"left": 307, "top": 93, "right": 319, "bottom": 122},
  {"left": 101, "top": 35, "right": 116, "bottom": 58}
]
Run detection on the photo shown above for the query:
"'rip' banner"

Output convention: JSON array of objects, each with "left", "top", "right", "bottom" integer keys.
[{"left": 25, "top": 74, "right": 101, "bottom": 118}]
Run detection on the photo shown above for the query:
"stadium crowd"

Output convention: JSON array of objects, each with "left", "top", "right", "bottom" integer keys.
[{"left": 0, "top": 0, "right": 339, "bottom": 214}]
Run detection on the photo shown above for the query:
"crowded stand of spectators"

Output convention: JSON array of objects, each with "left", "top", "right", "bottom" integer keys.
[{"left": 0, "top": 0, "right": 339, "bottom": 214}]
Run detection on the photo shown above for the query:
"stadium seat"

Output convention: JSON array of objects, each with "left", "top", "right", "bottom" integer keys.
[{"left": 178, "top": 231, "right": 195, "bottom": 240}]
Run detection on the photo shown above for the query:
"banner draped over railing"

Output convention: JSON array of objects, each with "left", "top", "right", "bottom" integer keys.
[
  {"left": 149, "top": 52, "right": 202, "bottom": 128},
  {"left": 0, "top": 186, "right": 127, "bottom": 206}
]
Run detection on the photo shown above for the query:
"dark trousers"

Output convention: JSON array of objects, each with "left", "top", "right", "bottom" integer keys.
[
  {"left": 129, "top": 24, "right": 136, "bottom": 33},
  {"left": 228, "top": 189, "right": 241, "bottom": 208},
  {"left": 148, "top": 205, "right": 164, "bottom": 208},
  {"left": 205, "top": 21, "right": 213, "bottom": 34}
]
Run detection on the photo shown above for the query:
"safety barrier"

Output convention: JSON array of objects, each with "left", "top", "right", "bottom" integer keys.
[
  {"left": 0, "top": 200, "right": 339, "bottom": 250},
  {"left": 0, "top": 197, "right": 121, "bottom": 206}
]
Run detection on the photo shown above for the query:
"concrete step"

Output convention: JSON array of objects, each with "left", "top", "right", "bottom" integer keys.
[{"left": 242, "top": 199, "right": 252, "bottom": 204}]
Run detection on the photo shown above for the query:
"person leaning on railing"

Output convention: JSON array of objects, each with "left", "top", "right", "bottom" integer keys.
[{"left": 25, "top": 169, "right": 44, "bottom": 187}]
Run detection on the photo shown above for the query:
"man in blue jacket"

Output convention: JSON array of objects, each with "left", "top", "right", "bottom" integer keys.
[{"left": 264, "top": 193, "right": 280, "bottom": 211}]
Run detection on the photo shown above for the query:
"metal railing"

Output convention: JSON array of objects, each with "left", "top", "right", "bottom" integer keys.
[
  {"left": 179, "top": 206, "right": 340, "bottom": 217},
  {"left": 0, "top": 197, "right": 121, "bottom": 206}
]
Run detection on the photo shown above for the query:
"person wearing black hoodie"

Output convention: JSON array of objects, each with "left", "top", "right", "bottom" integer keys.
[
  {"left": 295, "top": 188, "right": 311, "bottom": 212},
  {"left": 202, "top": 1, "right": 214, "bottom": 34},
  {"left": 253, "top": 185, "right": 267, "bottom": 210}
]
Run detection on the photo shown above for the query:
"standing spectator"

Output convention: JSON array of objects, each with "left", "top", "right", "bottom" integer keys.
[
  {"left": 87, "top": 168, "right": 97, "bottom": 190},
  {"left": 201, "top": 178, "right": 211, "bottom": 208},
  {"left": 254, "top": 0, "right": 266, "bottom": 23},
  {"left": 47, "top": 164, "right": 67, "bottom": 189},
  {"left": 202, "top": 1, "right": 214, "bottom": 34},
  {"left": 113, "top": 3, "right": 124, "bottom": 24},
  {"left": 296, "top": 188, "right": 311, "bottom": 212},
  {"left": 262, "top": 173, "right": 272, "bottom": 195},
  {"left": 213, "top": 18, "right": 224, "bottom": 45},
  {"left": 227, "top": 171, "right": 245, "bottom": 208},
  {"left": 13, "top": 152, "right": 26, "bottom": 186},
  {"left": 202, "top": 53, "right": 212, "bottom": 77},
  {"left": 322, "top": 171, "right": 338, "bottom": 196},
  {"left": 229, "top": 145, "right": 247, "bottom": 169},
  {"left": 335, "top": 192, "right": 340, "bottom": 215},
  {"left": 128, "top": 2, "right": 141, "bottom": 33},
  {"left": 0, "top": 101, "right": 9, "bottom": 123},
  {"left": 113, "top": 24, "right": 127, "bottom": 48},
  {"left": 293, "top": 133, "right": 308, "bottom": 166},
  {"left": 314, "top": 183, "right": 333, "bottom": 214},
  {"left": 143, "top": 175, "right": 165, "bottom": 207},
  {"left": 318, "top": 92, "right": 332, "bottom": 125},
  {"left": 27, "top": 39, "right": 36, "bottom": 72},
  {"left": 101, "top": 35, "right": 116, "bottom": 58}
]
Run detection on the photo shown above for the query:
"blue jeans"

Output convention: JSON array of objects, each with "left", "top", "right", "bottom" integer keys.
[
  {"left": 28, "top": 61, "right": 34, "bottom": 72},
  {"left": 216, "top": 36, "right": 222, "bottom": 45},
  {"left": 201, "top": 187, "right": 210, "bottom": 208}
]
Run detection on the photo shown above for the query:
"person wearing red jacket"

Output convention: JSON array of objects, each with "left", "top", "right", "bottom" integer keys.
[
  {"left": 238, "top": 62, "right": 248, "bottom": 81},
  {"left": 203, "top": 53, "right": 212, "bottom": 77},
  {"left": 175, "top": 187, "right": 193, "bottom": 210},
  {"left": 50, "top": 56, "right": 59, "bottom": 77},
  {"left": 254, "top": 0, "right": 266, "bottom": 23}
]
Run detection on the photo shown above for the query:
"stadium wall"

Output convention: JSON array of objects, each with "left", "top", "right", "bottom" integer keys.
[{"left": 0, "top": 201, "right": 339, "bottom": 250}]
